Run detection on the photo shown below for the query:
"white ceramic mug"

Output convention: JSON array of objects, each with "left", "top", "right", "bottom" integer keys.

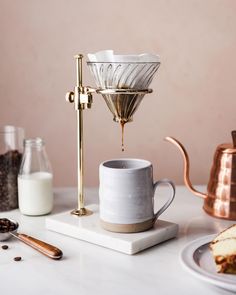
[{"left": 99, "top": 158, "right": 175, "bottom": 233}]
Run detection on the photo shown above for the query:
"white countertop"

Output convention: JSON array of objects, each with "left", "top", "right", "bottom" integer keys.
[{"left": 0, "top": 186, "right": 235, "bottom": 295}]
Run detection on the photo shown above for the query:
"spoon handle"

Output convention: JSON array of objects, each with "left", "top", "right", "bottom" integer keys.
[{"left": 14, "top": 233, "right": 63, "bottom": 259}]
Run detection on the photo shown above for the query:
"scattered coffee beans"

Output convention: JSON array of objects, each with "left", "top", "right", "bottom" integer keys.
[
  {"left": 1, "top": 245, "right": 8, "bottom": 250},
  {"left": 0, "top": 218, "right": 17, "bottom": 233},
  {"left": 14, "top": 256, "right": 21, "bottom": 261}
]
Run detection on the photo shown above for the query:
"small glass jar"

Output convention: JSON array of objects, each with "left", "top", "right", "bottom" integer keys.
[
  {"left": 0, "top": 126, "right": 24, "bottom": 211},
  {"left": 18, "top": 138, "right": 53, "bottom": 216}
]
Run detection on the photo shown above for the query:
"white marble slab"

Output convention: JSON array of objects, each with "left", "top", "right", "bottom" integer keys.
[{"left": 46, "top": 204, "right": 178, "bottom": 254}]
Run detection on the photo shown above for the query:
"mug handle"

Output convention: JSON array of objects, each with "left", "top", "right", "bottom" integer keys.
[{"left": 153, "top": 179, "right": 175, "bottom": 221}]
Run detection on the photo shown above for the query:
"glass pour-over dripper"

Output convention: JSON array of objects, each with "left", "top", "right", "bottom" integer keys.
[{"left": 87, "top": 50, "right": 160, "bottom": 150}]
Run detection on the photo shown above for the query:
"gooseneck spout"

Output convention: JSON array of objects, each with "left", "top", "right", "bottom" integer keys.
[{"left": 165, "top": 136, "right": 207, "bottom": 199}]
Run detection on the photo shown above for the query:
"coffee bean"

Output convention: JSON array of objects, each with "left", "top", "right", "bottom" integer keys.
[
  {"left": 14, "top": 257, "right": 21, "bottom": 261},
  {"left": 1, "top": 245, "right": 8, "bottom": 250}
]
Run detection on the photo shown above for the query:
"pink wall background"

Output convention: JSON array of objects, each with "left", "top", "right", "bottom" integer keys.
[{"left": 0, "top": 0, "right": 236, "bottom": 187}]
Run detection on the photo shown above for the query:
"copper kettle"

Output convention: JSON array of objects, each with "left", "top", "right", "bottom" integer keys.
[{"left": 165, "top": 131, "right": 236, "bottom": 220}]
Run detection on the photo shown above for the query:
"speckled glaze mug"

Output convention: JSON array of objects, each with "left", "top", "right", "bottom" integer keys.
[{"left": 99, "top": 158, "right": 175, "bottom": 233}]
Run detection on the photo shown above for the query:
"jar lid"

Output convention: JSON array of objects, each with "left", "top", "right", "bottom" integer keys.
[{"left": 0, "top": 125, "right": 24, "bottom": 134}]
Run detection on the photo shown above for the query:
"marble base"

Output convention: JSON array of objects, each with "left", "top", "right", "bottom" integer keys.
[{"left": 46, "top": 204, "right": 179, "bottom": 255}]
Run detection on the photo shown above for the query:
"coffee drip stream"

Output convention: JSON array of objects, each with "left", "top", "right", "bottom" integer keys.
[
  {"left": 121, "top": 121, "right": 125, "bottom": 152},
  {"left": 66, "top": 51, "right": 160, "bottom": 216}
]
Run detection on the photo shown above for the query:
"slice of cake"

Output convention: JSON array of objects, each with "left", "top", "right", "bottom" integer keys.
[
  {"left": 210, "top": 238, "right": 236, "bottom": 274},
  {"left": 212, "top": 224, "right": 236, "bottom": 243},
  {"left": 210, "top": 224, "right": 236, "bottom": 274}
]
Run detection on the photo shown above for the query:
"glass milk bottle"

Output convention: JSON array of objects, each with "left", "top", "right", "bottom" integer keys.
[{"left": 18, "top": 138, "right": 53, "bottom": 215}]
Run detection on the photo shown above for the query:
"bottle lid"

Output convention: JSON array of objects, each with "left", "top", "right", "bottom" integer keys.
[{"left": 24, "top": 138, "right": 44, "bottom": 147}]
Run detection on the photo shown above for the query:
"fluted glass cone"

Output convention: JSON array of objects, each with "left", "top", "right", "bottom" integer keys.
[
  {"left": 87, "top": 51, "right": 160, "bottom": 123},
  {"left": 101, "top": 92, "right": 144, "bottom": 123}
]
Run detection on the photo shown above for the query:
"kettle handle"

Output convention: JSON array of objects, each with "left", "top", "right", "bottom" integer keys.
[{"left": 165, "top": 137, "right": 207, "bottom": 199}]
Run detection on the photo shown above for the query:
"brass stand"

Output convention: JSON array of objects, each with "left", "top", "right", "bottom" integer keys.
[
  {"left": 66, "top": 54, "right": 153, "bottom": 217},
  {"left": 66, "top": 55, "right": 94, "bottom": 216}
]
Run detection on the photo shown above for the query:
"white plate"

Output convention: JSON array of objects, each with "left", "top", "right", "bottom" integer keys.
[{"left": 180, "top": 235, "right": 236, "bottom": 292}]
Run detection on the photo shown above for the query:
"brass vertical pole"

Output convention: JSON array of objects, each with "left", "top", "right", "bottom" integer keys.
[
  {"left": 77, "top": 109, "right": 84, "bottom": 211},
  {"left": 76, "top": 55, "right": 85, "bottom": 212},
  {"left": 69, "top": 54, "right": 93, "bottom": 216}
]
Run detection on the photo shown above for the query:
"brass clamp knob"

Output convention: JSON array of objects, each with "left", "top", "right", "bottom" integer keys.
[{"left": 65, "top": 91, "right": 74, "bottom": 103}]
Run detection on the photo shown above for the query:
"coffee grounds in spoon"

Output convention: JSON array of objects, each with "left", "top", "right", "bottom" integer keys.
[{"left": 0, "top": 218, "right": 17, "bottom": 233}]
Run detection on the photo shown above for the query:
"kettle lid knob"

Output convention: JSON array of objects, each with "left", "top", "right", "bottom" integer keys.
[
  {"left": 232, "top": 130, "right": 236, "bottom": 148},
  {"left": 216, "top": 131, "right": 236, "bottom": 154}
]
